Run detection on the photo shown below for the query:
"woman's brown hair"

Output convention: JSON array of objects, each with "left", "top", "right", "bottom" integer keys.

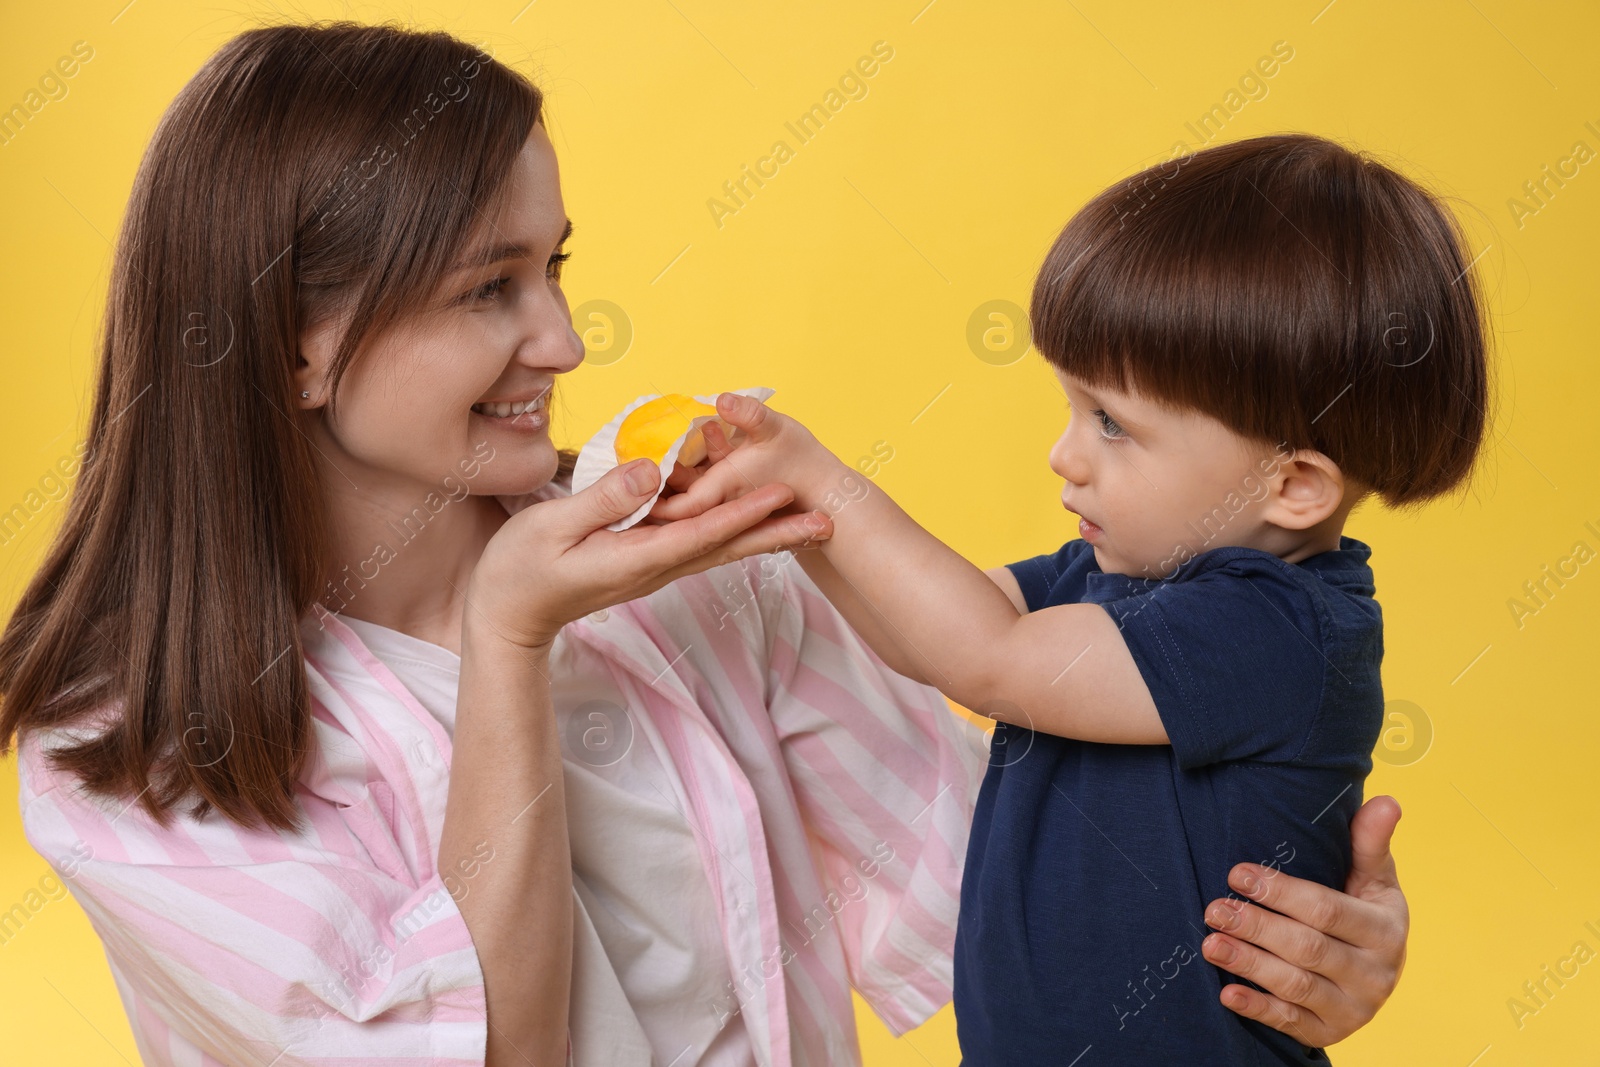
[
  {"left": 1031, "top": 132, "right": 1491, "bottom": 506},
  {"left": 0, "top": 22, "right": 563, "bottom": 830}
]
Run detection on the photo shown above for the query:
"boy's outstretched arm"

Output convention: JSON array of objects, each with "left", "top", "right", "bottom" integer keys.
[
  {"left": 656, "top": 393, "right": 1168, "bottom": 745},
  {"left": 773, "top": 535, "right": 1032, "bottom": 690},
  {"left": 657, "top": 416, "right": 942, "bottom": 685}
]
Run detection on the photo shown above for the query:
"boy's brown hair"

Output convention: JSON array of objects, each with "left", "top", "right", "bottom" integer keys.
[{"left": 1031, "top": 133, "right": 1489, "bottom": 506}]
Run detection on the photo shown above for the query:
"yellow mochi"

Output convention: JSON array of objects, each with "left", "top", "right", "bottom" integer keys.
[{"left": 613, "top": 394, "right": 719, "bottom": 466}]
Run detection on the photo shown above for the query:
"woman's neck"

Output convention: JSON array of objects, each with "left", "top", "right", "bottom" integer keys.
[{"left": 318, "top": 473, "right": 511, "bottom": 655}]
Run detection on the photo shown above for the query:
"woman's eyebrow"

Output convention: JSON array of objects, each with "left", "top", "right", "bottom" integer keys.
[{"left": 452, "top": 218, "right": 573, "bottom": 272}]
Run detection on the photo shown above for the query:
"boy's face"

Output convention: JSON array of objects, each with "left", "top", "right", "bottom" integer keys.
[{"left": 1049, "top": 370, "right": 1290, "bottom": 579}]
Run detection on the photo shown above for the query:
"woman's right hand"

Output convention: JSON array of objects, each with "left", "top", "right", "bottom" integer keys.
[
  {"left": 1200, "top": 795, "right": 1410, "bottom": 1045},
  {"left": 468, "top": 458, "right": 831, "bottom": 650}
]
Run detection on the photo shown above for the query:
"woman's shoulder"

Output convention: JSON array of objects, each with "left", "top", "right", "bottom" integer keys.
[
  {"left": 13, "top": 694, "right": 122, "bottom": 805},
  {"left": 14, "top": 719, "right": 176, "bottom": 869}
]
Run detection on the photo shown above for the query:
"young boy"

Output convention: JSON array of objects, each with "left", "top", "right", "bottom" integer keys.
[{"left": 654, "top": 133, "right": 1488, "bottom": 1063}]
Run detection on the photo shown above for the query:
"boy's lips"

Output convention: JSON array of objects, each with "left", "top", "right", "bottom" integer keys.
[{"left": 1063, "top": 498, "right": 1104, "bottom": 544}]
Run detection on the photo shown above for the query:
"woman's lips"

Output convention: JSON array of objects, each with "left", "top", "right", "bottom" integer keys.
[{"left": 471, "top": 406, "right": 549, "bottom": 432}]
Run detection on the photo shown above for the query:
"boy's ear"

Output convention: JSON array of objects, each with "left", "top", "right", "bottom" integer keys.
[{"left": 1261, "top": 449, "right": 1345, "bottom": 531}]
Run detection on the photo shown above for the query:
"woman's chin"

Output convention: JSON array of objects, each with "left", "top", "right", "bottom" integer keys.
[{"left": 467, "top": 442, "right": 560, "bottom": 499}]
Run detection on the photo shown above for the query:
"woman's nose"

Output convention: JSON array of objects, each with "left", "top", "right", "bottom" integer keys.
[{"left": 519, "top": 285, "right": 585, "bottom": 373}]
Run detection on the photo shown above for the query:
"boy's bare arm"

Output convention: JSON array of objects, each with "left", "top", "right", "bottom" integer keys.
[
  {"left": 789, "top": 553, "right": 1032, "bottom": 687},
  {"left": 661, "top": 394, "right": 1167, "bottom": 744},
  {"left": 986, "top": 566, "right": 1030, "bottom": 613},
  {"left": 806, "top": 457, "right": 1165, "bottom": 742}
]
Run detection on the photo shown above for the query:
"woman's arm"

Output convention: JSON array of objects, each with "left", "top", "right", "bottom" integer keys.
[
  {"left": 448, "top": 458, "right": 833, "bottom": 1064},
  {"left": 440, "top": 630, "right": 572, "bottom": 1066},
  {"left": 1200, "top": 795, "right": 1409, "bottom": 1045}
]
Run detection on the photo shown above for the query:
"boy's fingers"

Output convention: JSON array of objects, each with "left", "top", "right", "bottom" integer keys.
[
  {"left": 628, "top": 483, "right": 794, "bottom": 566},
  {"left": 703, "top": 420, "right": 735, "bottom": 463},
  {"left": 665, "top": 461, "right": 702, "bottom": 491},
  {"left": 715, "top": 391, "right": 779, "bottom": 441},
  {"left": 648, "top": 464, "right": 757, "bottom": 522}
]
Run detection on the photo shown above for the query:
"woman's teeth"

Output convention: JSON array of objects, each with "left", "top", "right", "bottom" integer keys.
[{"left": 471, "top": 394, "right": 547, "bottom": 418}]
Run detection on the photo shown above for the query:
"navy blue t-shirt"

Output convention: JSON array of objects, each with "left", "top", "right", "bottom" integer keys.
[{"left": 953, "top": 537, "right": 1385, "bottom": 1065}]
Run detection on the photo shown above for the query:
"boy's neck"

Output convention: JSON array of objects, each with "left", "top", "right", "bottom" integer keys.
[
  {"left": 1258, "top": 506, "right": 1353, "bottom": 565},
  {"left": 1277, "top": 525, "right": 1345, "bottom": 564}
]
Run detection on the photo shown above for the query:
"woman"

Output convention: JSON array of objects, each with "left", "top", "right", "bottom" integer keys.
[{"left": 0, "top": 22, "right": 1409, "bottom": 1067}]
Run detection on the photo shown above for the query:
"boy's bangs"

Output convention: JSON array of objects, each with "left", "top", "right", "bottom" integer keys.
[
  {"left": 1027, "top": 134, "right": 1490, "bottom": 506},
  {"left": 1029, "top": 183, "right": 1309, "bottom": 440}
]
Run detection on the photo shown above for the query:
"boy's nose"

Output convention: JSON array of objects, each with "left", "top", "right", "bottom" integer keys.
[{"left": 1049, "top": 425, "right": 1091, "bottom": 486}]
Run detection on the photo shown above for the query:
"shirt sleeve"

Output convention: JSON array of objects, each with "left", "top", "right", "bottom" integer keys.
[
  {"left": 1101, "top": 552, "right": 1329, "bottom": 769},
  {"left": 753, "top": 555, "right": 988, "bottom": 1035},
  {"left": 1004, "top": 539, "right": 1094, "bottom": 613},
  {"left": 17, "top": 731, "right": 489, "bottom": 1067}
]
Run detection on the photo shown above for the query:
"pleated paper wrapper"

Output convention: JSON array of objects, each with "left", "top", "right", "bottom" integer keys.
[{"left": 571, "top": 387, "right": 776, "bottom": 532}]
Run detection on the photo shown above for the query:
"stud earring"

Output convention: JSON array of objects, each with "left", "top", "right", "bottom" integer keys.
[{"left": 301, "top": 391, "right": 310, "bottom": 399}]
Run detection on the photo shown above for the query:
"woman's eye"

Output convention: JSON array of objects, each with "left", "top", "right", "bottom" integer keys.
[
  {"left": 460, "top": 248, "right": 570, "bottom": 304},
  {"left": 1091, "top": 408, "right": 1126, "bottom": 440},
  {"left": 465, "top": 275, "right": 510, "bottom": 303}
]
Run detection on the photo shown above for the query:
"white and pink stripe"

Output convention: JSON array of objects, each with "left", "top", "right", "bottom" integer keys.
[{"left": 17, "top": 548, "right": 985, "bottom": 1066}]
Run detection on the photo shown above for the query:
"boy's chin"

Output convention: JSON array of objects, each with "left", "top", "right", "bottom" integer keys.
[
  {"left": 1091, "top": 544, "right": 1164, "bottom": 581},
  {"left": 1088, "top": 544, "right": 1123, "bottom": 574}
]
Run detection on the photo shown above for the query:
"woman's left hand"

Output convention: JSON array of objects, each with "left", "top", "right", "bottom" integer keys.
[{"left": 1199, "top": 795, "right": 1409, "bottom": 1046}]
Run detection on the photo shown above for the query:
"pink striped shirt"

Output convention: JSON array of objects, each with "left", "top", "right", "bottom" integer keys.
[{"left": 17, "top": 519, "right": 985, "bottom": 1065}]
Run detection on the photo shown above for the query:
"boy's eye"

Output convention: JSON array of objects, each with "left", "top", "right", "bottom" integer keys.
[{"left": 1091, "top": 408, "right": 1127, "bottom": 440}]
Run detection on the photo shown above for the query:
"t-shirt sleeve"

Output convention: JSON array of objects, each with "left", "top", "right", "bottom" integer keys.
[
  {"left": 1004, "top": 540, "right": 1095, "bottom": 614},
  {"left": 1102, "top": 555, "right": 1329, "bottom": 769}
]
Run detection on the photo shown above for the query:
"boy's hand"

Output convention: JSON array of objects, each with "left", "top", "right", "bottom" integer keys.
[{"left": 648, "top": 392, "right": 842, "bottom": 529}]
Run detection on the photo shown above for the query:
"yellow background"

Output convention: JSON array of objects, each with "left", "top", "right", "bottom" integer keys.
[{"left": 3, "top": 1, "right": 1596, "bottom": 1063}]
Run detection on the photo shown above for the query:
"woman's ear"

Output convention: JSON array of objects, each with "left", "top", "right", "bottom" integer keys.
[
  {"left": 1261, "top": 450, "right": 1346, "bottom": 531},
  {"left": 294, "top": 317, "right": 339, "bottom": 409}
]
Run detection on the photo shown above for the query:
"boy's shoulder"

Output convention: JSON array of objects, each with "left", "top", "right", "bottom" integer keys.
[
  {"left": 1002, "top": 537, "right": 1100, "bottom": 610},
  {"left": 1007, "top": 534, "right": 1379, "bottom": 630},
  {"left": 1100, "top": 540, "right": 1382, "bottom": 683},
  {"left": 1160, "top": 536, "right": 1377, "bottom": 607}
]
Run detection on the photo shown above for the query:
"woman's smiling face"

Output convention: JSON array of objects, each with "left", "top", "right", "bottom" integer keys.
[{"left": 302, "top": 124, "right": 584, "bottom": 499}]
